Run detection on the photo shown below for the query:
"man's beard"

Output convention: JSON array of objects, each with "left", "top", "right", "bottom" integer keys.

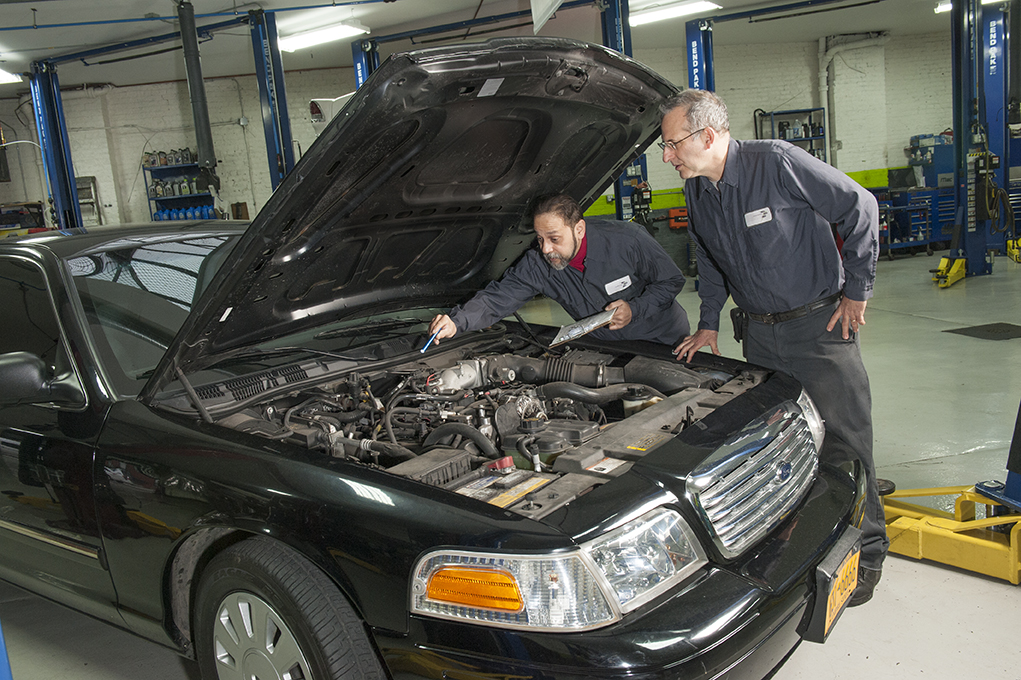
[{"left": 544, "top": 233, "right": 578, "bottom": 271}]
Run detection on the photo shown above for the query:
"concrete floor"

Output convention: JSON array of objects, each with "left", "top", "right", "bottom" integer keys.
[{"left": 2, "top": 250, "right": 1020, "bottom": 679}]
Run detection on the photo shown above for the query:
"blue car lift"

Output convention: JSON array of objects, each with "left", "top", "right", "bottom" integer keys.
[
  {"left": 29, "top": 11, "right": 295, "bottom": 229},
  {"left": 933, "top": 0, "right": 1020, "bottom": 286},
  {"left": 249, "top": 10, "right": 295, "bottom": 191},
  {"left": 29, "top": 61, "right": 82, "bottom": 231}
]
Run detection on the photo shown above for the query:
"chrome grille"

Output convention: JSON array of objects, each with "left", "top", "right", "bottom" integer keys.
[{"left": 687, "top": 403, "right": 819, "bottom": 558}]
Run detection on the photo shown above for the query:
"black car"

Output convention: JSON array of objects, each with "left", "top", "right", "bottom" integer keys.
[{"left": 0, "top": 38, "right": 864, "bottom": 680}]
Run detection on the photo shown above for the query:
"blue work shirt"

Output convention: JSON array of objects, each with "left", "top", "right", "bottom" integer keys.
[
  {"left": 448, "top": 218, "right": 690, "bottom": 345},
  {"left": 685, "top": 138, "right": 879, "bottom": 332}
]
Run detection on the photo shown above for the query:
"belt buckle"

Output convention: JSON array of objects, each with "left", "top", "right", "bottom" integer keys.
[{"left": 761, "top": 312, "right": 776, "bottom": 324}]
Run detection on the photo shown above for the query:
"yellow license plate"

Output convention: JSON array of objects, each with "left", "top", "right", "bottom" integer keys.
[{"left": 825, "top": 546, "right": 860, "bottom": 635}]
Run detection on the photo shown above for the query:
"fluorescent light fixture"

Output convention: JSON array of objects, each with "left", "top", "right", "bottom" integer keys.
[
  {"left": 0, "top": 68, "right": 22, "bottom": 84},
  {"left": 935, "top": 0, "right": 1001, "bottom": 13},
  {"left": 630, "top": 1, "right": 722, "bottom": 26},
  {"left": 278, "top": 20, "right": 369, "bottom": 52}
]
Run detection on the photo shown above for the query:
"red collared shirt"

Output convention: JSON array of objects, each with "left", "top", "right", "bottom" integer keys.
[{"left": 568, "top": 234, "right": 588, "bottom": 272}]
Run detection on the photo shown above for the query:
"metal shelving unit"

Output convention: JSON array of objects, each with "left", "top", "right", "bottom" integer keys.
[
  {"left": 143, "top": 162, "right": 215, "bottom": 220},
  {"left": 757, "top": 108, "right": 827, "bottom": 162}
]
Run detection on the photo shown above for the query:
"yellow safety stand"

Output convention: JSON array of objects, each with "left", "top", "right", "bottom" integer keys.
[
  {"left": 883, "top": 485, "right": 1021, "bottom": 585},
  {"left": 931, "top": 256, "right": 967, "bottom": 288},
  {"left": 1007, "top": 238, "right": 1020, "bottom": 264}
]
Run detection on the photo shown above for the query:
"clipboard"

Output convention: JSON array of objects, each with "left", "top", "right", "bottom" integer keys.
[{"left": 549, "top": 308, "right": 616, "bottom": 347}]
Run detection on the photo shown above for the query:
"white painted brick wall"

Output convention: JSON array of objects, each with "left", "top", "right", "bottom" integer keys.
[
  {"left": 1, "top": 65, "right": 356, "bottom": 225},
  {"left": 0, "top": 98, "right": 45, "bottom": 210},
  {"left": 0, "top": 31, "right": 954, "bottom": 221},
  {"left": 885, "top": 33, "right": 953, "bottom": 168},
  {"left": 830, "top": 44, "right": 888, "bottom": 171}
]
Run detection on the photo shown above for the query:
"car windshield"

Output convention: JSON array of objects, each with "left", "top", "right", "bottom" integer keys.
[
  {"left": 65, "top": 233, "right": 443, "bottom": 396},
  {"left": 67, "top": 233, "right": 238, "bottom": 396}
]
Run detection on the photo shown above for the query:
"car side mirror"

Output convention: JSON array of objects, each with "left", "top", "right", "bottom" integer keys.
[{"left": 0, "top": 351, "right": 86, "bottom": 407}]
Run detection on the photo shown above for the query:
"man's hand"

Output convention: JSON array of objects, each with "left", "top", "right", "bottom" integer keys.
[
  {"left": 826, "top": 296, "right": 867, "bottom": 340},
  {"left": 428, "top": 314, "right": 458, "bottom": 344},
  {"left": 672, "top": 329, "right": 720, "bottom": 362},
  {"left": 604, "top": 300, "right": 632, "bottom": 330}
]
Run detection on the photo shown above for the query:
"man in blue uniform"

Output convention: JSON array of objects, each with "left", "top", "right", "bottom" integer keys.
[
  {"left": 662, "top": 90, "right": 887, "bottom": 606},
  {"left": 427, "top": 194, "right": 690, "bottom": 346}
]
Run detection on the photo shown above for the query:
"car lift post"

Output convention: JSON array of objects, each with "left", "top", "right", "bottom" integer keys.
[
  {"left": 249, "top": 10, "right": 295, "bottom": 190},
  {"left": 881, "top": 397, "right": 1021, "bottom": 585},
  {"left": 931, "top": 0, "right": 1020, "bottom": 286},
  {"left": 600, "top": 0, "right": 648, "bottom": 222},
  {"left": 29, "top": 61, "right": 82, "bottom": 231}
]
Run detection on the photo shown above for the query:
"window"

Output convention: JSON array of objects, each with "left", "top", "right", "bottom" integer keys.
[{"left": 0, "top": 257, "right": 61, "bottom": 368}]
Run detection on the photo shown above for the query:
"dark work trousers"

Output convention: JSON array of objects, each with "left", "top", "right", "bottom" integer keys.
[{"left": 744, "top": 300, "right": 889, "bottom": 570}]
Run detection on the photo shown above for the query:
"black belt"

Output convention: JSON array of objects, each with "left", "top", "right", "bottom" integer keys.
[{"left": 747, "top": 293, "right": 841, "bottom": 325}]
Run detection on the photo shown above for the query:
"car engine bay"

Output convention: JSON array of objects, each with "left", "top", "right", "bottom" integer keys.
[{"left": 173, "top": 333, "right": 769, "bottom": 521}]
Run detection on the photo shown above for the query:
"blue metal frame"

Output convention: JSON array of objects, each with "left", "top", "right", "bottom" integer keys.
[
  {"left": 685, "top": 19, "right": 715, "bottom": 92},
  {"left": 600, "top": 0, "right": 645, "bottom": 222},
  {"left": 29, "top": 62, "right": 82, "bottom": 231},
  {"left": 48, "top": 16, "right": 248, "bottom": 66},
  {"left": 951, "top": 0, "right": 993, "bottom": 276},
  {"left": 982, "top": 7, "right": 1008, "bottom": 254},
  {"left": 250, "top": 11, "right": 295, "bottom": 190},
  {"left": 352, "top": 38, "right": 380, "bottom": 89}
]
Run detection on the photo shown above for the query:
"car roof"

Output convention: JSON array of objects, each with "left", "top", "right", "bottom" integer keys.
[{"left": 0, "top": 221, "right": 250, "bottom": 259}]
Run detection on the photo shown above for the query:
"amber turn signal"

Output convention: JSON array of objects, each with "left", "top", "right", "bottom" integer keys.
[{"left": 426, "top": 566, "right": 524, "bottom": 612}]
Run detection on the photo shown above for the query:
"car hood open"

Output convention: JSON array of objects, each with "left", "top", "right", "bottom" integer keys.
[{"left": 146, "top": 37, "right": 676, "bottom": 396}]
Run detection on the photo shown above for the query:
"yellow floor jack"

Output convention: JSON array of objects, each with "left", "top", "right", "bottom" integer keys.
[
  {"left": 930, "top": 211, "right": 968, "bottom": 288},
  {"left": 882, "top": 402, "right": 1021, "bottom": 584},
  {"left": 931, "top": 256, "right": 968, "bottom": 288},
  {"left": 1008, "top": 237, "right": 1021, "bottom": 264}
]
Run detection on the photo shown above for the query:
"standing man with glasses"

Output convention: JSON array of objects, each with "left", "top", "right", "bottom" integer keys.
[
  {"left": 662, "top": 89, "right": 888, "bottom": 606},
  {"left": 428, "top": 193, "right": 690, "bottom": 346}
]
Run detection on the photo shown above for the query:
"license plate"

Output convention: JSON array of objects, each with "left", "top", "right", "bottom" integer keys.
[{"left": 824, "top": 545, "right": 859, "bottom": 636}]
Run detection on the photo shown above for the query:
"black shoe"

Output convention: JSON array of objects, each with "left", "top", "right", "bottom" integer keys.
[
  {"left": 876, "top": 478, "right": 896, "bottom": 496},
  {"left": 848, "top": 566, "right": 882, "bottom": 607}
]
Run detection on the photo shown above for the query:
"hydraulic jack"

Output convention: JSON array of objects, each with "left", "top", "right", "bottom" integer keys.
[
  {"left": 882, "top": 399, "right": 1021, "bottom": 584},
  {"left": 1008, "top": 237, "right": 1021, "bottom": 264},
  {"left": 931, "top": 256, "right": 968, "bottom": 288}
]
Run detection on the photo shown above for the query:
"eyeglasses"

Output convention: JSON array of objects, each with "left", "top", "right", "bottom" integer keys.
[{"left": 657, "top": 128, "right": 705, "bottom": 151}]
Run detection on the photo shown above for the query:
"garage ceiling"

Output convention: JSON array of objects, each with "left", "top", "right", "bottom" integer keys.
[{"left": 0, "top": 0, "right": 949, "bottom": 94}]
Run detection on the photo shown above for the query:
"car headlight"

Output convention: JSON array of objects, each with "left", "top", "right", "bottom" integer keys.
[
  {"left": 584, "top": 506, "right": 706, "bottom": 612},
  {"left": 796, "top": 389, "right": 825, "bottom": 452},
  {"left": 410, "top": 507, "right": 706, "bottom": 631}
]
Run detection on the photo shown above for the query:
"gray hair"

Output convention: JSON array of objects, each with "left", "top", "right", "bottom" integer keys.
[{"left": 660, "top": 90, "right": 730, "bottom": 133}]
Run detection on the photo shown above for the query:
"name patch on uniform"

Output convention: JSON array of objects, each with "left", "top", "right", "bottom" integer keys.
[
  {"left": 604, "top": 275, "right": 632, "bottom": 295},
  {"left": 744, "top": 207, "right": 773, "bottom": 227}
]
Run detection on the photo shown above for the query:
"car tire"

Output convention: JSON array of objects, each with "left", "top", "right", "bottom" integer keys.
[{"left": 194, "top": 536, "right": 385, "bottom": 680}]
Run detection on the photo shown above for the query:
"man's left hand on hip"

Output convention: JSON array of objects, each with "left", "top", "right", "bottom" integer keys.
[{"left": 827, "top": 296, "right": 867, "bottom": 339}]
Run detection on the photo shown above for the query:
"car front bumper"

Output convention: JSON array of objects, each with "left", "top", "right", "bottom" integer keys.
[{"left": 374, "top": 462, "right": 861, "bottom": 680}]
